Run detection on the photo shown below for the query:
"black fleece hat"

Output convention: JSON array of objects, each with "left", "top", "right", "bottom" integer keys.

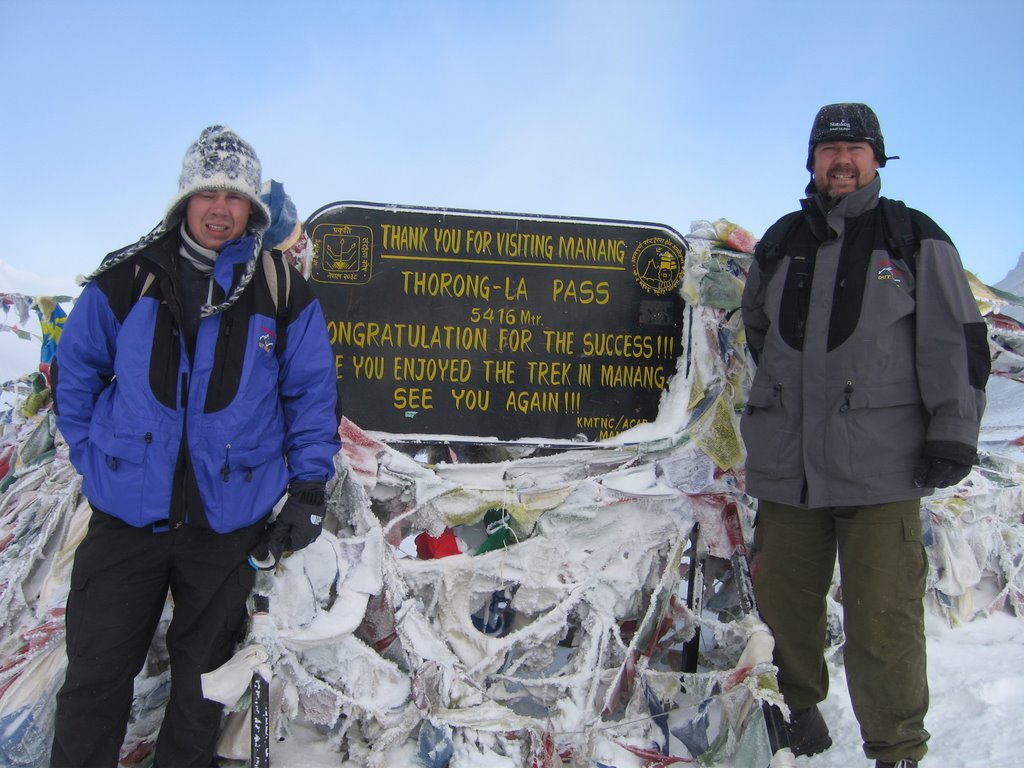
[{"left": 806, "top": 103, "right": 888, "bottom": 170}]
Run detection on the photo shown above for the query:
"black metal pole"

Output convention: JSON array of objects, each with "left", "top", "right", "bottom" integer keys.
[{"left": 681, "top": 523, "right": 706, "bottom": 677}]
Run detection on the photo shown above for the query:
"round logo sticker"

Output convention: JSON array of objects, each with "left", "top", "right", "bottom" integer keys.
[{"left": 632, "top": 236, "right": 685, "bottom": 295}]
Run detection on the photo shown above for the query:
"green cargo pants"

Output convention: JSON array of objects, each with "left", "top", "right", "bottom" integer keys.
[{"left": 752, "top": 499, "right": 930, "bottom": 763}]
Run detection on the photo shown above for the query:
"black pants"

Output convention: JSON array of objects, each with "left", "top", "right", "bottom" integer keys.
[{"left": 50, "top": 510, "right": 264, "bottom": 768}]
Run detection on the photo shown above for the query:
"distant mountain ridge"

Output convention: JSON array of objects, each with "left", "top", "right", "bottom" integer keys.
[{"left": 995, "top": 252, "right": 1024, "bottom": 297}]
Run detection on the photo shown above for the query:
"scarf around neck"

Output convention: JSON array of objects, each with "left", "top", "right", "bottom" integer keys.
[{"left": 179, "top": 222, "right": 219, "bottom": 275}]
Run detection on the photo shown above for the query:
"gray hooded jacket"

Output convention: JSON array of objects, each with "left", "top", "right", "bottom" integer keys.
[{"left": 740, "top": 174, "right": 989, "bottom": 508}]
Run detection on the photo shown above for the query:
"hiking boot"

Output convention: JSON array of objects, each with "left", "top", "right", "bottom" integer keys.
[
  {"left": 785, "top": 705, "right": 832, "bottom": 757},
  {"left": 876, "top": 761, "right": 919, "bottom": 768}
]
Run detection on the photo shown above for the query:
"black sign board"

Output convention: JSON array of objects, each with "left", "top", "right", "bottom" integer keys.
[{"left": 305, "top": 202, "right": 687, "bottom": 444}]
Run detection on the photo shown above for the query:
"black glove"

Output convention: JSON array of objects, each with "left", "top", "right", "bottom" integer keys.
[
  {"left": 913, "top": 440, "right": 977, "bottom": 489},
  {"left": 248, "top": 522, "right": 290, "bottom": 570},
  {"left": 276, "top": 481, "right": 326, "bottom": 552},
  {"left": 913, "top": 457, "right": 972, "bottom": 489}
]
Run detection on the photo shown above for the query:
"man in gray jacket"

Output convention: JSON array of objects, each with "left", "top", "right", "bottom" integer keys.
[{"left": 740, "top": 103, "right": 989, "bottom": 768}]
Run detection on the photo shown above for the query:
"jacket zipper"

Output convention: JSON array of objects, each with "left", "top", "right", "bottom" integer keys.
[{"left": 840, "top": 381, "right": 853, "bottom": 412}]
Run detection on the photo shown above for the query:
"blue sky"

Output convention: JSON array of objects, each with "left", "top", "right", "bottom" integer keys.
[{"left": 1, "top": 1, "right": 1022, "bottom": 302}]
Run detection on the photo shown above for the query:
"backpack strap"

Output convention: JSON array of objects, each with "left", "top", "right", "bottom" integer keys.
[
  {"left": 878, "top": 197, "right": 919, "bottom": 273},
  {"left": 133, "top": 264, "right": 157, "bottom": 299},
  {"left": 261, "top": 249, "right": 292, "bottom": 356},
  {"left": 755, "top": 200, "right": 920, "bottom": 281},
  {"left": 754, "top": 210, "right": 804, "bottom": 273}
]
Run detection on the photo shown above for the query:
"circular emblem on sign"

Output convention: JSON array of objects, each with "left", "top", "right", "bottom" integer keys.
[{"left": 631, "top": 237, "right": 685, "bottom": 295}]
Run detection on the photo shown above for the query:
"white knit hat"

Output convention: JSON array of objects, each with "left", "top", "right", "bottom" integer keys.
[{"left": 164, "top": 125, "right": 271, "bottom": 232}]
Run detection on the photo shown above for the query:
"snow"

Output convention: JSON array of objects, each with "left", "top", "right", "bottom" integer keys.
[
  {"left": 2, "top": 221, "right": 1024, "bottom": 768},
  {"left": 805, "top": 612, "right": 1024, "bottom": 768}
]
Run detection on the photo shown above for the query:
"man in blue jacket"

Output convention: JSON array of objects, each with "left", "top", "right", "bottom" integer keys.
[{"left": 50, "top": 126, "right": 341, "bottom": 767}]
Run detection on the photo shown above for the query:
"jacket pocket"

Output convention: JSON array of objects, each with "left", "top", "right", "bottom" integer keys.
[
  {"left": 84, "top": 429, "right": 154, "bottom": 527},
  {"left": 841, "top": 380, "right": 925, "bottom": 477},
  {"left": 199, "top": 440, "right": 287, "bottom": 532},
  {"left": 899, "top": 513, "right": 928, "bottom": 600},
  {"left": 740, "top": 380, "right": 802, "bottom": 480}
]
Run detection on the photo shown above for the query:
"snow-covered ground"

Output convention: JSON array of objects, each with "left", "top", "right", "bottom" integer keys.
[{"left": 807, "top": 612, "right": 1024, "bottom": 768}]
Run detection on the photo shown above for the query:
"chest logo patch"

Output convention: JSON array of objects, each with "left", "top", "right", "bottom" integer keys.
[
  {"left": 258, "top": 325, "right": 277, "bottom": 353},
  {"left": 877, "top": 260, "right": 905, "bottom": 285}
]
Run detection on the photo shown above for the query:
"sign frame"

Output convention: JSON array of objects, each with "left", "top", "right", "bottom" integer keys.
[{"left": 305, "top": 201, "right": 688, "bottom": 446}]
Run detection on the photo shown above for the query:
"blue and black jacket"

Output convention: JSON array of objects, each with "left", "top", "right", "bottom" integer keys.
[{"left": 54, "top": 231, "right": 341, "bottom": 533}]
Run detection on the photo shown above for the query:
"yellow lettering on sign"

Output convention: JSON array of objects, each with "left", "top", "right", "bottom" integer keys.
[
  {"left": 381, "top": 224, "right": 428, "bottom": 252},
  {"left": 599, "top": 364, "right": 666, "bottom": 389},
  {"left": 495, "top": 231, "right": 555, "bottom": 259},
  {"left": 465, "top": 229, "right": 494, "bottom": 255},
  {"left": 432, "top": 228, "right": 462, "bottom": 254},
  {"left": 496, "top": 327, "right": 533, "bottom": 352},
  {"left": 581, "top": 332, "right": 655, "bottom": 359},
  {"left": 551, "top": 279, "right": 610, "bottom": 304},
  {"left": 392, "top": 357, "right": 473, "bottom": 383},
  {"left": 401, "top": 270, "right": 491, "bottom": 299},
  {"left": 327, "top": 321, "right": 489, "bottom": 352},
  {"left": 556, "top": 236, "right": 626, "bottom": 264},
  {"left": 393, "top": 387, "right": 433, "bottom": 410},
  {"left": 527, "top": 361, "right": 572, "bottom": 386},
  {"left": 483, "top": 359, "right": 516, "bottom": 383},
  {"left": 450, "top": 388, "right": 491, "bottom": 410},
  {"left": 542, "top": 330, "right": 575, "bottom": 354},
  {"left": 503, "top": 390, "right": 580, "bottom": 414}
]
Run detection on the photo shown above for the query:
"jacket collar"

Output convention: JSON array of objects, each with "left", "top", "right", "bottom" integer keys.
[
  {"left": 802, "top": 173, "right": 881, "bottom": 239},
  {"left": 809, "top": 172, "right": 880, "bottom": 217},
  {"left": 211, "top": 235, "right": 258, "bottom": 294}
]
